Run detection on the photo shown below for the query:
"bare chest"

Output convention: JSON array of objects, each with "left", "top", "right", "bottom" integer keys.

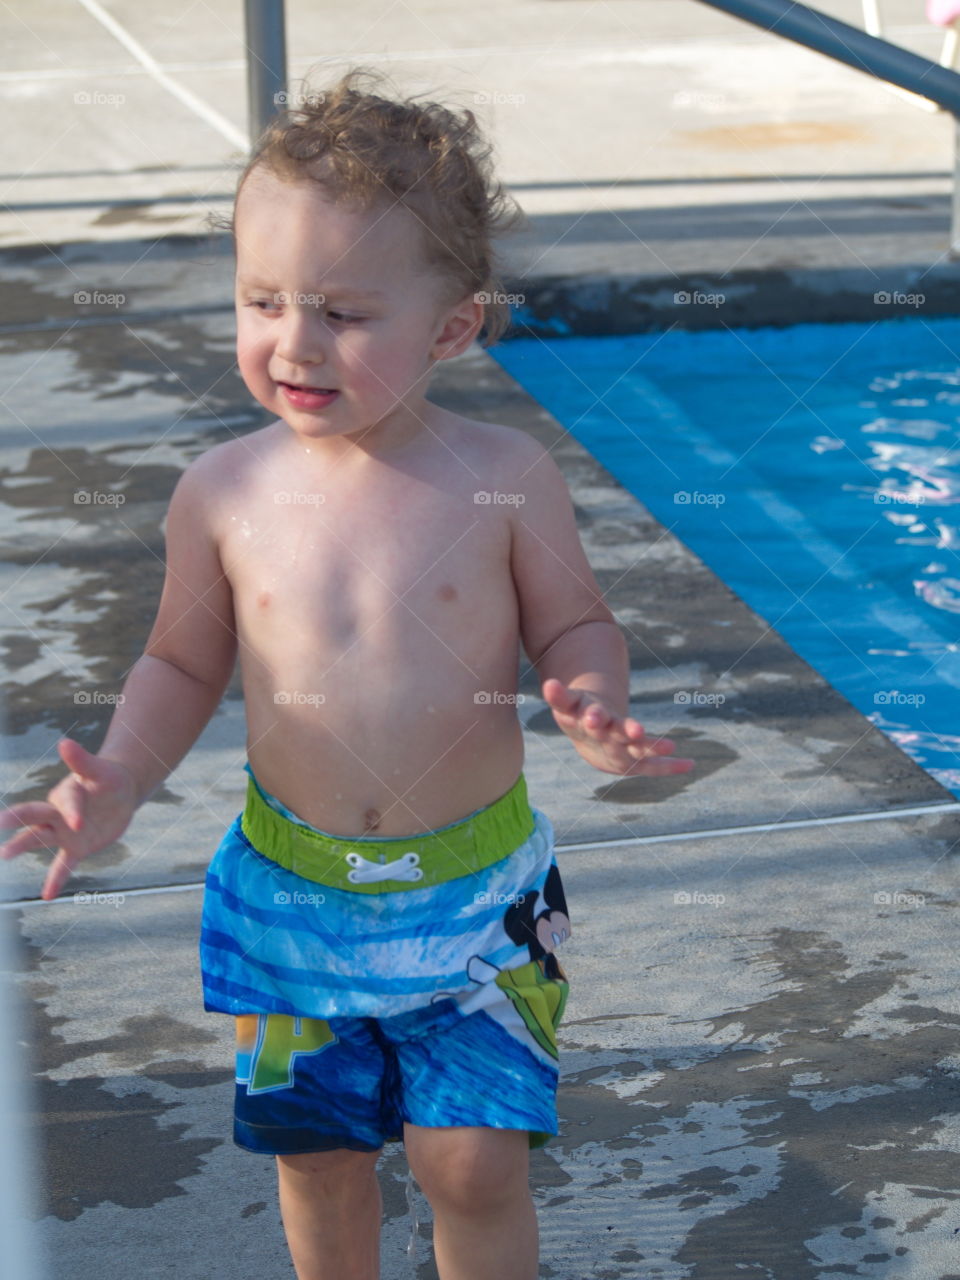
[{"left": 220, "top": 475, "right": 514, "bottom": 653}]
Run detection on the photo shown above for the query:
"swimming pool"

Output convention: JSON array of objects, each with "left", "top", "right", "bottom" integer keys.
[{"left": 492, "top": 315, "right": 960, "bottom": 798}]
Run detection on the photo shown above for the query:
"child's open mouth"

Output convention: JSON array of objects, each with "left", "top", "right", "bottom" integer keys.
[{"left": 279, "top": 382, "right": 339, "bottom": 409}]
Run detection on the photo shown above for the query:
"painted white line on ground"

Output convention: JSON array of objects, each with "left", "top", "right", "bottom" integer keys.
[
  {"left": 73, "top": 0, "right": 248, "bottom": 151},
  {"left": 0, "top": 881, "right": 202, "bottom": 910},
  {"left": 6, "top": 27, "right": 945, "bottom": 84},
  {"left": 3, "top": 800, "right": 958, "bottom": 909},
  {"left": 557, "top": 800, "right": 960, "bottom": 852}
]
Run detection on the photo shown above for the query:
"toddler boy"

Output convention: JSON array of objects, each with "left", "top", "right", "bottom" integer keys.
[{"left": 1, "top": 67, "right": 693, "bottom": 1280}]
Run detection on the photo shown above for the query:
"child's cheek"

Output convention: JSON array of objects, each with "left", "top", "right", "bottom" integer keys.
[
  {"left": 339, "top": 336, "right": 387, "bottom": 392},
  {"left": 236, "top": 327, "right": 269, "bottom": 383},
  {"left": 346, "top": 331, "right": 424, "bottom": 396}
]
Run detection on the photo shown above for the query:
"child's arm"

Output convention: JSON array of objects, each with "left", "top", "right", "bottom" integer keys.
[
  {"left": 0, "top": 454, "right": 238, "bottom": 898},
  {"left": 509, "top": 437, "right": 694, "bottom": 778}
]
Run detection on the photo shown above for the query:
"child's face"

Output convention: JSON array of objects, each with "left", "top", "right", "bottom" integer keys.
[{"left": 234, "top": 166, "right": 479, "bottom": 451}]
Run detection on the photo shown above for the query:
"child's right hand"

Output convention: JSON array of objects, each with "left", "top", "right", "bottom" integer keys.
[{"left": 0, "top": 737, "right": 140, "bottom": 901}]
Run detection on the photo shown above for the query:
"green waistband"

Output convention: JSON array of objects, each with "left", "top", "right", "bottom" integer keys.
[{"left": 240, "top": 773, "right": 534, "bottom": 894}]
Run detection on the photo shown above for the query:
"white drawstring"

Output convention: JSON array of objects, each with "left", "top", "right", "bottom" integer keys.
[{"left": 345, "top": 850, "right": 423, "bottom": 884}]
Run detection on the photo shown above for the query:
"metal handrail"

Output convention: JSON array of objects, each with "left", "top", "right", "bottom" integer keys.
[
  {"left": 697, "top": 0, "right": 960, "bottom": 255},
  {"left": 244, "top": 0, "right": 287, "bottom": 148}
]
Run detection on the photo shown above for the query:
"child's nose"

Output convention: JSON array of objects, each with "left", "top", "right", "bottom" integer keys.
[{"left": 275, "top": 306, "right": 328, "bottom": 366}]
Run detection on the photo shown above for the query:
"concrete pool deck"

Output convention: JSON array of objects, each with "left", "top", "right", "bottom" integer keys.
[{"left": 4, "top": 2, "right": 960, "bottom": 1278}]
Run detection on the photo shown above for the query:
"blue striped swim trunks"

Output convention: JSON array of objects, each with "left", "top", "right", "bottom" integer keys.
[
  {"left": 233, "top": 954, "right": 568, "bottom": 1152},
  {"left": 199, "top": 764, "right": 572, "bottom": 1021},
  {"left": 200, "top": 766, "right": 572, "bottom": 1150}
]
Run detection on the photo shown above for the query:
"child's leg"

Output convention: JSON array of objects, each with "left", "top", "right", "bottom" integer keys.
[
  {"left": 404, "top": 1124, "right": 538, "bottom": 1280},
  {"left": 275, "top": 1147, "right": 382, "bottom": 1280}
]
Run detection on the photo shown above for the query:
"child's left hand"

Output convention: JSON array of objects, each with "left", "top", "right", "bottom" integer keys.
[{"left": 542, "top": 678, "right": 696, "bottom": 776}]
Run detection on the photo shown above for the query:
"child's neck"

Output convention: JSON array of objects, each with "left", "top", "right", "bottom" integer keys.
[{"left": 284, "top": 400, "right": 441, "bottom": 466}]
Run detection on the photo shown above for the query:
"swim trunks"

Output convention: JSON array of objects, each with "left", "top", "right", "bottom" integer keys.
[
  {"left": 201, "top": 766, "right": 572, "bottom": 1150},
  {"left": 199, "top": 764, "right": 571, "bottom": 1020},
  {"left": 233, "top": 955, "right": 567, "bottom": 1152}
]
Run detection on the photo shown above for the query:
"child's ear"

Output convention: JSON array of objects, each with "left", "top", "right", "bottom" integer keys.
[{"left": 429, "top": 293, "right": 485, "bottom": 362}]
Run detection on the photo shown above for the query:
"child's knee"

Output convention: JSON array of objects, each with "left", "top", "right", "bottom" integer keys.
[
  {"left": 406, "top": 1126, "right": 529, "bottom": 1216},
  {"left": 276, "top": 1145, "right": 381, "bottom": 1195}
]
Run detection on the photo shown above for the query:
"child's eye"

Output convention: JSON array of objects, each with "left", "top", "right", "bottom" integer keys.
[
  {"left": 247, "top": 300, "right": 280, "bottom": 313},
  {"left": 327, "top": 311, "right": 365, "bottom": 324}
]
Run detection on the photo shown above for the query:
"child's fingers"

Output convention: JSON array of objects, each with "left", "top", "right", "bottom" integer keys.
[
  {"left": 58, "top": 785, "right": 86, "bottom": 833},
  {"left": 0, "top": 802, "right": 57, "bottom": 831},
  {"left": 41, "top": 848, "right": 76, "bottom": 901},
  {"left": 0, "top": 795, "right": 82, "bottom": 852},
  {"left": 630, "top": 755, "right": 696, "bottom": 776},
  {"left": 0, "top": 815, "right": 57, "bottom": 859},
  {"left": 581, "top": 704, "right": 627, "bottom": 744},
  {"left": 587, "top": 704, "right": 652, "bottom": 749},
  {"left": 541, "top": 678, "right": 576, "bottom": 711},
  {"left": 620, "top": 736, "right": 695, "bottom": 773},
  {"left": 628, "top": 735, "right": 679, "bottom": 757},
  {"left": 543, "top": 679, "right": 600, "bottom": 719},
  {"left": 0, "top": 821, "right": 64, "bottom": 860}
]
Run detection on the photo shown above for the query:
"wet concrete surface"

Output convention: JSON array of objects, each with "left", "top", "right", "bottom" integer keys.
[
  {"left": 1, "top": 248, "right": 950, "bottom": 899},
  {"left": 6, "top": 0, "right": 960, "bottom": 1273},
  {"left": 8, "top": 811, "right": 960, "bottom": 1278},
  {"left": 2, "top": 231, "right": 960, "bottom": 1279}
]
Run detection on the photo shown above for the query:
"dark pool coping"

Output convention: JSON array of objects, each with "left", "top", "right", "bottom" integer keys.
[
  {"left": 501, "top": 261, "right": 960, "bottom": 337},
  {"left": 5, "top": 233, "right": 960, "bottom": 335}
]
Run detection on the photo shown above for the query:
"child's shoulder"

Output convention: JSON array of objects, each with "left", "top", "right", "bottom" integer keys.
[
  {"left": 162, "top": 425, "right": 285, "bottom": 548},
  {"left": 439, "top": 411, "right": 552, "bottom": 476},
  {"left": 443, "top": 413, "right": 570, "bottom": 512},
  {"left": 175, "top": 422, "right": 283, "bottom": 494}
]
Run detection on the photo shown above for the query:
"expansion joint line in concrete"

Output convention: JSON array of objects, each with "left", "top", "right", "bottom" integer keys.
[{"left": 2, "top": 799, "right": 959, "bottom": 908}]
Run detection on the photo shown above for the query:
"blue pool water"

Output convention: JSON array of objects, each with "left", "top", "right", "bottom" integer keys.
[{"left": 492, "top": 316, "right": 960, "bottom": 797}]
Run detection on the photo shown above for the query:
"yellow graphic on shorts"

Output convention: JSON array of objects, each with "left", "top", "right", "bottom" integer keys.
[
  {"left": 236, "top": 1013, "right": 337, "bottom": 1093},
  {"left": 494, "top": 958, "right": 568, "bottom": 1061}
]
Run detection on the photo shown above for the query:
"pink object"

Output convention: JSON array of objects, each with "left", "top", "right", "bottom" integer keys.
[{"left": 928, "top": 0, "right": 960, "bottom": 26}]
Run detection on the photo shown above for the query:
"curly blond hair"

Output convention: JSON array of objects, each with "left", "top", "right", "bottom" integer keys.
[{"left": 230, "top": 66, "right": 527, "bottom": 348}]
